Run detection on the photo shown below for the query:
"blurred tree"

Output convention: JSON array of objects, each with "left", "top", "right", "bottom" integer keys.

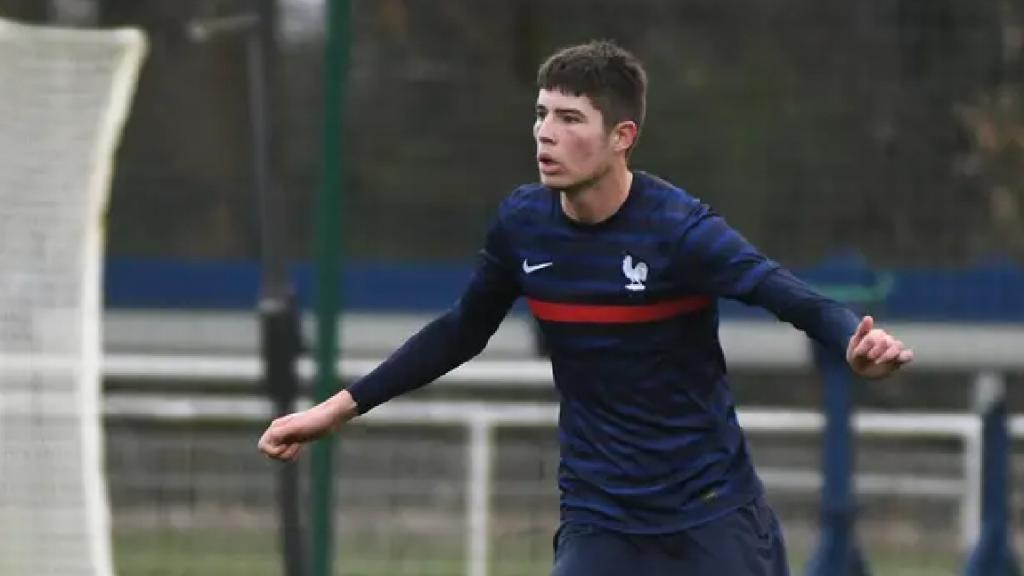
[
  {"left": 76, "top": 0, "right": 1022, "bottom": 268},
  {"left": 957, "top": 0, "right": 1024, "bottom": 260},
  {"left": 102, "top": 0, "right": 256, "bottom": 258},
  {"left": 50, "top": 0, "right": 98, "bottom": 25},
  {"left": 0, "top": 0, "right": 48, "bottom": 21}
]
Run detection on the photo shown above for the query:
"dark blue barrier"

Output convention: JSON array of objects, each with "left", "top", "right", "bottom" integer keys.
[
  {"left": 963, "top": 374, "right": 1021, "bottom": 576},
  {"left": 804, "top": 344, "right": 871, "bottom": 576},
  {"left": 105, "top": 259, "right": 476, "bottom": 311},
  {"left": 105, "top": 256, "right": 1024, "bottom": 321}
]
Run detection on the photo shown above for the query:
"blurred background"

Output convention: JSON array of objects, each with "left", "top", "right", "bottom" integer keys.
[{"left": 2, "top": 0, "right": 1024, "bottom": 574}]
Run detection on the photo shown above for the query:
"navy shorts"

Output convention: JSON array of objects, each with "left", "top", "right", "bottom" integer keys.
[{"left": 551, "top": 497, "right": 789, "bottom": 576}]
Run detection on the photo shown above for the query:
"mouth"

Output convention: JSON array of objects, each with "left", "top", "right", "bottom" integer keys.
[{"left": 537, "top": 153, "right": 561, "bottom": 174}]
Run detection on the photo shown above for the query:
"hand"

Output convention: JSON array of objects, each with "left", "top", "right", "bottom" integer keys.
[
  {"left": 258, "top": 392, "right": 355, "bottom": 461},
  {"left": 846, "top": 315, "right": 914, "bottom": 379}
]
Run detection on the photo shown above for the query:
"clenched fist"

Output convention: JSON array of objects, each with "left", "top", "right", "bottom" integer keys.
[{"left": 258, "top": 390, "right": 357, "bottom": 461}]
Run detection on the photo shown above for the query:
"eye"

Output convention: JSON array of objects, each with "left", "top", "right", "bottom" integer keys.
[{"left": 535, "top": 108, "right": 547, "bottom": 120}]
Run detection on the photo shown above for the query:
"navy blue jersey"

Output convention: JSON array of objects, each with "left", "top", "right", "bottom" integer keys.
[{"left": 348, "top": 171, "right": 859, "bottom": 534}]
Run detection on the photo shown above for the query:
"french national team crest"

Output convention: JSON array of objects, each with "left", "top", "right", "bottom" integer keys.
[{"left": 622, "top": 254, "right": 647, "bottom": 292}]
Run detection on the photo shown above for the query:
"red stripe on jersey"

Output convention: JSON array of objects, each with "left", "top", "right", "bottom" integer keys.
[{"left": 526, "top": 295, "right": 712, "bottom": 324}]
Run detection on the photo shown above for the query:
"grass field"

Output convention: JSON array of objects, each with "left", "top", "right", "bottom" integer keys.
[{"left": 113, "top": 529, "right": 961, "bottom": 575}]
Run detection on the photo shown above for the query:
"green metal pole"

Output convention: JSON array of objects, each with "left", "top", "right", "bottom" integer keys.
[{"left": 312, "top": 1, "right": 349, "bottom": 575}]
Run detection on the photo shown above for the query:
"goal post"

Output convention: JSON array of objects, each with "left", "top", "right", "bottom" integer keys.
[{"left": 0, "top": 16, "right": 145, "bottom": 576}]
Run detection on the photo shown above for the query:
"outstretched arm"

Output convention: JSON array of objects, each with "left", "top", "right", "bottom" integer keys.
[
  {"left": 674, "top": 203, "right": 912, "bottom": 379},
  {"left": 745, "top": 268, "right": 913, "bottom": 379},
  {"left": 259, "top": 224, "right": 520, "bottom": 461}
]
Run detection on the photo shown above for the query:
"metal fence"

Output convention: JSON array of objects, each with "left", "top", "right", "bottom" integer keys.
[{"left": 100, "top": 322, "right": 1024, "bottom": 576}]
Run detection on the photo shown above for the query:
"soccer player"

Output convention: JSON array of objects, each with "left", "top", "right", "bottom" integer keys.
[{"left": 259, "top": 41, "right": 913, "bottom": 575}]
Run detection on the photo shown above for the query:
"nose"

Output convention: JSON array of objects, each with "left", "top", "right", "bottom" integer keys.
[{"left": 534, "top": 116, "right": 556, "bottom": 145}]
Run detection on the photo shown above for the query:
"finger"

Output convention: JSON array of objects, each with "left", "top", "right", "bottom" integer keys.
[
  {"left": 854, "top": 334, "right": 877, "bottom": 358},
  {"left": 257, "top": 433, "right": 273, "bottom": 454},
  {"left": 867, "top": 335, "right": 891, "bottom": 361},
  {"left": 848, "top": 321, "right": 867, "bottom": 353},
  {"left": 897, "top": 349, "right": 914, "bottom": 364},
  {"left": 280, "top": 444, "right": 302, "bottom": 461},
  {"left": 853, "top": 316, "right": 873, "bottom": 343},
  {"left": 260, "top": 442, "right": 286, "bottom": 459},
  {"left": 875, "top": 344, "right": 903, "bottom": 365},
  {"left": 258, "top": 430, "right": 286, "bottom": 456}
]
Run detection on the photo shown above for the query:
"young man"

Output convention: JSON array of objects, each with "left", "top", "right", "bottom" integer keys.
[{"left": 259, "top": 41, "right": 913, "bottom": 575}]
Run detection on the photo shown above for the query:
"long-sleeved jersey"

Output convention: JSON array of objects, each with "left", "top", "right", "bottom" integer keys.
[{"left": 348, "top": 171, "right": 859, "bottom": 534}]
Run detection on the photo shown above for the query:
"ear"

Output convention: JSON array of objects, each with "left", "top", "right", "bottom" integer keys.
[{"left": 611, "top": 121, "right": 639, "bottom": 153}]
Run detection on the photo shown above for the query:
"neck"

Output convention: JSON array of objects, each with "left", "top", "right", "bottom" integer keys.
[{"left": 560, "top": 162, "right": 633, "bottom": 224}]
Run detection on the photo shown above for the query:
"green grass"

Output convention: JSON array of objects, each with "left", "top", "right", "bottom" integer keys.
[
  {"left": 114, "top": 530, "right": 960, "bottom": 576},
  {"left": 114, "top": 530, "right": 539, "bottom": 576},
  {"left": 787, "top": 545, "right": 960, "bottom": 576}
]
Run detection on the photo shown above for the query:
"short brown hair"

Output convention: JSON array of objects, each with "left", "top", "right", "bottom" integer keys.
[{"left": 537, "top": 40, "right": 647, "bottom": 134}]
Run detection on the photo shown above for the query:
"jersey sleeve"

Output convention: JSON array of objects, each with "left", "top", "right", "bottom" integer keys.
[
  {"left": 673, "top": 202, "right": 858, "bottom": 357},
  {"left": 743, "top": 267, "right": 860, "bottom": 357},
  {"left": 346, "top": 219, "right": 521, "bottom": 413},
  {"left": 672, "top": 202, "right": 780, "bottom": 298}
]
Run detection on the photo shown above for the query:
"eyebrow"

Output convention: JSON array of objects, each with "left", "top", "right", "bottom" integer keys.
[{"left": 536, "top": 104, "right": 585, "bottom": 116}]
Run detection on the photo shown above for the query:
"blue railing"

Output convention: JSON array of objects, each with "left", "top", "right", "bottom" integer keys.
[{"left": 104, "top": 256, "right": 1024, "bottom": 321}]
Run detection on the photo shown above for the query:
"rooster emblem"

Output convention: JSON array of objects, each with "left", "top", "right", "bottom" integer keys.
[{"left": 622, "top": 254, "right": 648, "bottom": 292}]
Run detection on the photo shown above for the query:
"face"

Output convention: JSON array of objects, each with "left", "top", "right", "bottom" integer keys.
[{"left": 534, "top": 89, "right": 635, "bottom": 191}]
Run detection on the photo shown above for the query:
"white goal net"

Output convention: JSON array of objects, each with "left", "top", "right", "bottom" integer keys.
[{"left": 0, "top": 16, "right": 145, "bottom": 576}]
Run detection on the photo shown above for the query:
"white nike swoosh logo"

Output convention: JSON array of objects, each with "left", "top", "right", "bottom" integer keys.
[{"left": 522, "top": 259, "right": 554, "bottom": 274}]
